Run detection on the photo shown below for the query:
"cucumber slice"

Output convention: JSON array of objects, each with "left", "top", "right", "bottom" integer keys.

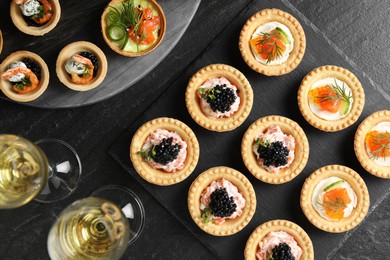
[
  {"left": 108, "top": 24, "right": 127, "bottom": 42},
  {"left": 275, "top": 27, "right": 291, "bottom": 44},
  {"left": 324, "top": 180, "right": 344, "bottom": 192},
  {"left": 107, "top": 11, "right": 120, "bottom": 23},
  {"left": 340, "top": 100, "right": 350, "bottom": 115}
]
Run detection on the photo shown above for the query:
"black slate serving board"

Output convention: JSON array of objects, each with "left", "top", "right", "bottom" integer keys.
[
  {"left": 109, "top": 0, "right": 390, "bottom": 259},
  {"left": 0, "top": 0, "right": 200, "bottom": 108}
]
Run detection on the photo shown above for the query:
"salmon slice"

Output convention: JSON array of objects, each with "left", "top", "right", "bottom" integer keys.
[
  {"left": 322, "top": 188, "right": 351, "bottom": 220},
  {"left": 250, "top": 29, "right": 286, "bottom": 62},
  {"left": 309, "top": 85, "right": 341, "bottom": 113},
  {"left": 365, "top": 131, "right": 390, "bottom": 158}
]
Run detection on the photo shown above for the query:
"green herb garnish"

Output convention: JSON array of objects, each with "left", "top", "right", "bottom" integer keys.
[
  {"left": 107, "top": 0, "right": 144, "bottom": 51},
  {"left": 200, "top": 207, "right": 214, "bottom": 223},
  {"left": 255, "top": 32, "right": 285, "bottom": 64},
  {"left": 137, "top": 147, "right": 156, "bottom": 162},
  {"left": 14, "top": 77, "right": 32, "bottom": 90},
  {"left": 367, "top": 131, "right": 390, "bottom": 160},
  {"left": 197, "top": 87, "right": 221, "bottom": 100},
  {"left": 314, "top": 79, "right": 352, "bottom": 114}
]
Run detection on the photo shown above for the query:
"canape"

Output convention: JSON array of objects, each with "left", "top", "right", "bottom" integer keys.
[
  {"left": 188, "top": 166, "right": 256, "bottom": 236},
  {"left": 10, "top": 0, "right": 61, "bottom": 36},
  {"left": 186, "top": 64, "right": 253, "bottom": 132},
  {"left": 354, "top": 110, "right": 390, "bottom": 178},
  {"left": 0, "top": 50, "right": 49, "bottom": 102},
  {"left": 239, "top": 8, "right": 306, "bottom": 76},
  {"left": 0, "top": 30, "right": 3, "bottom": 55},
  {"left": 244, "top": 220, "right": 314, "bottom": 260},
  {"left": 130, "top": 117, "right": 199, "bottom": 186},
  {"left": 300, "top": 165, "right": 369, "bottom": 233},
  {"left": 56, "top": 41, "right": 108, "bottom": 91},
  {"left": 298, "top": 65, "right": 365, "bottom": 132},
  {"left": 101, "top": 0, "right": 166, "bottom": 57},
  {"left": 242, "top": 116, "right": 309, "bottom": 184}
]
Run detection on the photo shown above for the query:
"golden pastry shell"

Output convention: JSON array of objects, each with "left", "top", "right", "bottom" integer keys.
[
  {"left": 56, "top": 41, "right": 108, "bottom": 91},
  {"left": 241, "top": 115, "right": 309, "bottom": 184},
  {"left": 188, "top": 166, "right": 256, "bottom": 236},
  {"left": 185, "top": 64, "right": 253, "bottom": 132},
  {"left": 300, "top": 165, "right": 369, "bottom": 233},
  {"left": 244, "top": 220, "right": 314, "bottom": 260},
  {"left": 130, "top": 117, "right": 199, "bottom": 186},
  {"left": 298, "top": 65, "right": 365, "bottom": 132},
  {"left": 0, "top": 50, "right": 49, "bottom": 102},
  {"left": 354, "top": 110, "right": 390, "bottom": 178},
  {"left": 10, "top": 0, "right": 61, "bottom": 36},
  {"left": 101, "top": 0, "right": 166, "bottom": 57},
  {"left": 239, "top": 8, "right": 306, "bottom": 76}
]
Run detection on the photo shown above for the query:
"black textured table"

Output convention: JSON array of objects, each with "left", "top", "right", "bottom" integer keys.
[{"left": 1, "top": 1, "right": 389, "bottom": 260}]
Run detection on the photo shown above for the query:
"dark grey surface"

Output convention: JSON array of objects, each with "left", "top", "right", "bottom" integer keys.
[
  {"left": 0, "top": 0, "right": 200, "bottom": 108},
  {"left": 0, "top": 0, "right": 389, "bottom": 259},
  {"left": 109, "top": 0, "right": 390, "bottom": 259}
]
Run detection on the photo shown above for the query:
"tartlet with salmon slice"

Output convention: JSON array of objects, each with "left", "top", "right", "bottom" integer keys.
[
  {"left": 354, "top": 110, "right": 390, "bottom": 178},
  {"left": 188, "top": 166, "right": 256, "bottom": 236},
  {"left": 300, "top": 165, "right": 369, "bottom": 233},
  {"left": 0, "top": 50, "right": 49, "bottom": 102},
  {"left": 101, "top": 0, "right": 166, "bottom": 57},
  {"left": 130, "top": 117, "right": 199, "bottom": 186},
  {"left": 298, "top": 65, "right": 365, "bottom": 132},
  {"left": 239, "top": 8, "right": 306, "bottom": 76},
  {"left": 56, "top": 41, "right": 108, "bottom": 91},
  {"left": 244, "top": 220, "right": 314, "bottom": 260},
  {"left": 186, "top": 64, "right": 253, "bottom": 132},
  {"left": 10, "top": 0, "right": 61, "bottom": 36},
  {"left": 241, "top": 116, "right": 309, "bottom": 184}
]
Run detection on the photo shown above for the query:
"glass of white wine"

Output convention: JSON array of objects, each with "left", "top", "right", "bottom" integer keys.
[
  {"left": 47, "top": 197, "right": 130, "bottom": 260},
  {"left": 0, "top": 134, "right": 81, "bottom": 208}
]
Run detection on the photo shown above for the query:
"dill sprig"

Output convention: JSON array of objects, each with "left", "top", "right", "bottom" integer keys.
[
  {"left": 255, "top": 32, "right": 284, "bottom": 63},
  {"left": 14, "top": 77, "right": 32, "bottom": 90},
  {"left": 367, "top": 131, "right": 390, "bottom": 160},
  {"left": 315, "top": 79, "right": 352, "bottom": 105},
  {"left": 318, "top": 196, "right": 347, "bottom": 215},
  {"left": 109, "top": 0, "right": 144, "bottom": 51}
]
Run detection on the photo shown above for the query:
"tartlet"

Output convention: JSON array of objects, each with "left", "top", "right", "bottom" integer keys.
[
  {"left": 242, "top": 116, "right": 309, "bottom": 184},
  {"left": 10, "top": 0, "right": 61, "bottom": 36},
  {"left": 101, "top": 0, "right": 166, "bottom": 57},
  {"left": 56, "top": 41, "right": 108, "bottom": 91},
  {"left": 354, "top": 110, "right": 390, "bottom": 178},
  {"left": 298, "top": 65, "right": 365, "bottom": 132},
  {"left": 244, "top": 220, "right": 314, "bottom": 260},
  {"left": 0, "top": 50, "right": 49, "bottom": 102},
  {"left": 188, "top": 166, "right": 256, "bottom": 236},
  {"left": 186, "top": 64, "right": 253, "bottom": 132},
  {"left": 130, "top": 117, "right": 199, "bottom": 186},
  {"left": 239, "top": 8, "right": 306, "bottom": 76},
  {"left": 300, "top": 165, "right": 369, "bottom": 233}
]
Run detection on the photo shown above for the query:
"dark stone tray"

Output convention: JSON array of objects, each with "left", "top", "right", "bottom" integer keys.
[
  {"left": 0, "top": 0, "right": 200, "bottom": 108},
  {"left": 109, "top": 0, "right": 390, "bottom": 259}
]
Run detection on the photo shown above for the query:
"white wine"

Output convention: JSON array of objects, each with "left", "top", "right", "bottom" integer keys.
[
  {"left": 0, "top": 135, "right": 48, "bottom": 208},
  {"left": 48, "top": 197, "right": 129, "bottom": 260}
]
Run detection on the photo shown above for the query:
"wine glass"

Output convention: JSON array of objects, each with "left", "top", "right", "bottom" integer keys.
[
  {"left": 0, "top": 134, "right": 81, "bottom": 208},
  {"left": 90, "top": 185, "right": 145, "bottom": 245},
  {"left": 47, "top": 197, "right": 130, "bottom": 260}
]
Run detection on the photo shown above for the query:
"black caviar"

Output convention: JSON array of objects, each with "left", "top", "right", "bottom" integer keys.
[
  {"left": 209, "top": 188, "right": 237, "bottom": 218},
  {"left": 205, "top": 84, "right": 237, "bottom": 113},
  {"left": 22, "top": 58, "right": 41, "bottom": 79},
  {"left": 151, "top": 137, "right": 181, "bottom": 165},
  {"left": 79, "top": 52, "right": 99, "bottom": 77},
  {"left": 22, "top": 14, "right": 40, "bottom": 27},
  {"left": 271, "top": 243, "right": 295, "bottom": 260},
  {"left": 257, "top": 141, "right": 289, "bottom": 167}
]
